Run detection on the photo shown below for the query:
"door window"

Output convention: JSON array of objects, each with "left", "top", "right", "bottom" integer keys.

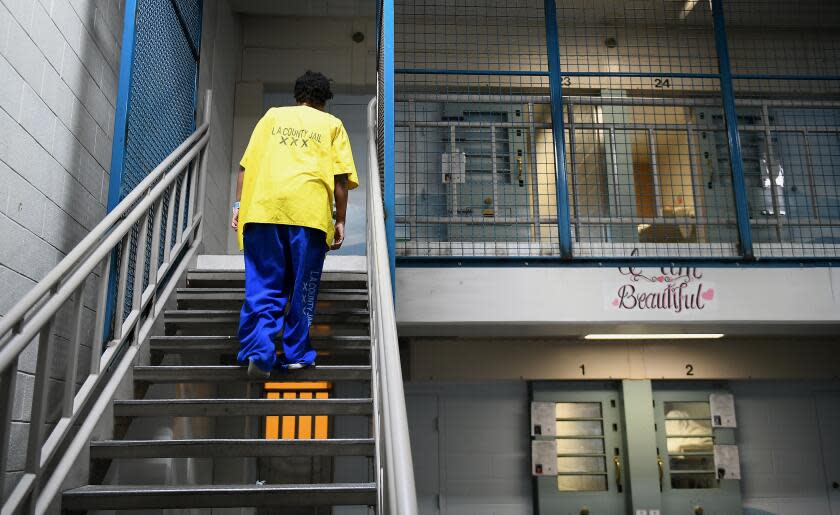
[
  {"left": 662, "top": 400, "right": 716, "bottom": 489},
  {"left": 555, "top": 402, "right": 609, "bottom": 492}
]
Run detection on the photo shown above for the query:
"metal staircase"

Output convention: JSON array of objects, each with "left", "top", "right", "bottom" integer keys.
[
  {"left": 0, "top": 94, "right": 417, "bottom": 514},
  {"left": 61, "top": 268, "right": 378, "bottom": 511}
]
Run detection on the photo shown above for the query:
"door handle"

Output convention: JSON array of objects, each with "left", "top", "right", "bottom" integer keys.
[
  {"left": 657, "top": 455, "right": 664, "bottom": 490},
  {"left": 613, "top": 455, "right": 622, "bottom": 491}
]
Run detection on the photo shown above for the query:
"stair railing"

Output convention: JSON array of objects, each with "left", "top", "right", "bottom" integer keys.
[
  {"left": 0, "top": 91, "right": 213, "bottom": 515},
  {"left": 366, "top": 98, "right": 418, "bottom": 515}
]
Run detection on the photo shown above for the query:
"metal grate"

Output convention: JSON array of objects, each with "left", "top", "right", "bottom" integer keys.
[
  {"left": 117, "top": 0, "right": 202, "bottom": 319},
  {"left": 395, "top": 0, "right": 556, "bottom": 257},
  {"left": 391, "top": 0, "right": 840, "bottom": 261},
  {"left": 725, "top": 0, "right": 840, "bottom": 258}
]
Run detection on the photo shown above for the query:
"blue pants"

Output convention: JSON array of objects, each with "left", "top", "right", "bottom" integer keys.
[{"left": 238, "top": 223, "right": 327, "bottom": 371}]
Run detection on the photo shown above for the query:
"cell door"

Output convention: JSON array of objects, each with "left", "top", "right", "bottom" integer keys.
[
  {"left": 441, "top": 103, "right": 534, "bottom": 244},
  {"left": 817, "top": 394, "right": 840, "bottom": 515},
  {"left": 532, "top": 382, "right": 629, "bottom": 515},
  {"left": 652, "top": 388, "right": 741, "bottom": 515}
]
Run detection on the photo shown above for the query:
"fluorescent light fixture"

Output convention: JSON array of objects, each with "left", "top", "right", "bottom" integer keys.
[{"left": 584, "top": 333, "right": 724, "bottom": 340}]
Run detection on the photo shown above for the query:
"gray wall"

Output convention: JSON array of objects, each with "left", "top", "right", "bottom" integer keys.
[
  {"left": 734, "top": 382, "right": 840, "bottom": 515},
  {"left": 197, "top": 0, "right": 241, "bottom": 254},
  {"left": 0, "top": 0, "right": 124, "bottom": 496},
  {"left": 406, "top": 381, "right": 533, "bottom": 515}
]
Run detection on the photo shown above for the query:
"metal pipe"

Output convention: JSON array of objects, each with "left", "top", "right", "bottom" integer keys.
[
  {"left": 490, "top": 124, "right": 499, "bottom": 215},
  {"left": 566, "top": 103, "right": 580, "bottom": 242},
  {"left": 367, "top": 97, "right": 418, "bottom": 515},
  {"left": 686, "top": 129, "right": 706, "bottom": 243},
  {"left": 400, "top": 120, "right": 551, "bottom": 129},
  {"left": 0, "top": 363, "right": 17, "bottom": 497},
  {"left": 0, "top": 133, "right": 208, "bottom": 373},
  {"left": 648, "top": 129, "right": 663, "bottom": 217},
  {"left": 762, "top": 104, "right": 784, "bottom": 243},
  {"left": 112, "top": 232, "right": 132, "bottom": 340},
  {"left": 0, "top": 122, "right": 209, "bottom": 344},
  {"left": 91, "top": 258, "right": 111, "bottom": 373},
  {"left": 527, "top": 103, "right": 542, "bottom": 239},
  {"left": 25, "top": 318, "right": 55, "bottom": 495},
  {"left": 408, "top": 99, "right": 417, "bottom": 241},
  {"left": 712, "top": 0, "right": 754, "bottom": 258},
  {"left": 398, "top": 93, "right": 551, "bottom": 104},
  {"left": 63, "top": 287, "right": 86, "bottom": 417},
  {"left": 802, "top": 130, "right": 820, "bottom": 221},
  {"left": 449, "top": 125, "right": 458, "bottom": 217}
]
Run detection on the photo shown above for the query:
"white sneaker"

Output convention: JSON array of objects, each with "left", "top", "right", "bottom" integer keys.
[{"left": 285, "top": 362, "right": 314, "bottom": 370}]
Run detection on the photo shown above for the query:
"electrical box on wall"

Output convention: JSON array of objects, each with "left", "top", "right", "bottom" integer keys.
[
  {"left": 441, "top": 150, "right": 466, "bottom": 184},
  {"left": 531, "top": 401, "right": 556, "bottom": 436},
  {"left": 532, "top": 440, "right": 557, "bottom": 476}
]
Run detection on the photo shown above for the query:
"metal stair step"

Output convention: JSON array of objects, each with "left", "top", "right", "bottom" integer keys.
[
  {"left": 187, "top": 270, "right": 367, "bottom": 289},
  {"left": 114, "top": 398, "right": 373, "bottom": 417},
  {"left": 177, "top": 288, "right": 368, "bottom": 309},
  {"left": 164, "top": 309, "right": 370, "bottom": 327},
  {"left": 62, "top": 482, "right": 377, "bottom": 510},
  {"left": 134, "top": 365, "right": 371, "bottom": 383},
  {"left": 90, "top": 438, "right": 375, "bottom": 459},
  {"left": 149, "top": 335, "right": 371, "bottom": 355}
]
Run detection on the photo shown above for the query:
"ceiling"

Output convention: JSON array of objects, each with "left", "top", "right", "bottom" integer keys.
[
  {"left": 226, "top": 0, "right": 840, "bottom": 29},
  {"left": 228, "top": 0, "right": 376, "bottom": 17}
]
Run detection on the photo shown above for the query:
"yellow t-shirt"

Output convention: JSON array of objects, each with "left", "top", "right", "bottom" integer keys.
[{"left": 237, "top": 105, "right": 359, "bottom": 250}]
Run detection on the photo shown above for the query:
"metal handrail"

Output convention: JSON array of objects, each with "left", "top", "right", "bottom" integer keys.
[
  {"left": 367, "top": 97, "right": 419, "bottom": 515},
  {"left": 0, "top": 91, "right": 213, "bottom": 515}
]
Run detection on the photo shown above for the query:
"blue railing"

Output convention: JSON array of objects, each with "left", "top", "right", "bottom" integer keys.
[{"left": 383, "top": 0, "right": 840, "bottom": 264}]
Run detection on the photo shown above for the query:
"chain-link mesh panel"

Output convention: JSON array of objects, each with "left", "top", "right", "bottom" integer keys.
[
  {"left": 391, "top": 0, "right": 840, "bottom": 261},
  {"left": 725, "top": 0, "right": 840, "bottom": 258},
  {"left": 117, "top": 0, "right": 202, "bottom": 320},
  {"left": 553, "top": 0, "right": 738, "bottom": 258},
  {"left": 395, "top": 0, "right": 557, "bottom": 257}
]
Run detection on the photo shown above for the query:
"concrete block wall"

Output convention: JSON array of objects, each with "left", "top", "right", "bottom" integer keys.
[
  {"left": 0, "top": 0, "right": 124, "bottom": 497},
  {"left": 732, "top": 382, "right": 840, "bottom": 515},
  {"left": 406, "top": 381, "right": 533, "bottom": 515},
  {"left": 197, "top": 0, "right": 241, "bottom": 254},
  {"left": 240, "top": 14, "right": 377, "bottom": 90}
]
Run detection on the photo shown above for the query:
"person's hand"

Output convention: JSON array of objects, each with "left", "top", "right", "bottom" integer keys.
[
  {"left": 231, "top": 207, "right": 239, "bottom": 231},
  {"left": 331, "top": 221, "right": 345, "bottom": 250}
]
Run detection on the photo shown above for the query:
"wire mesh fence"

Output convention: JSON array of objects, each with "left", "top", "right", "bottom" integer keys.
[
  {"left": 391, "top": 0, "right": 840, "bottom": 260},
  {"left": 725, "top": 0, "right": 840, "bottom": 257},
  {"left": 115, "top": 0, "right": 202, "bottom": 322}
]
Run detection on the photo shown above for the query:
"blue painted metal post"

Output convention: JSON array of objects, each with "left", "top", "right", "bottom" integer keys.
[
  {"left": 384, "top": 0, "right": 397, "bottom": 294},
  {"left": 711, "top": 0, "right": 754, "bottom": 259},
  {"left": 101, "top": 0, "right": 139, "bottom": 342},
  {"left": 107, "top": 0, "right": 139, "bottom": 211},
  {"left": 543, "top": 0, "right": 573, "bottom": 259}
]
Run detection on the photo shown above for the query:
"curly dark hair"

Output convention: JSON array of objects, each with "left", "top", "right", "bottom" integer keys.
[{"left": 294, "top": 71, "right": 334, "bottom": 107}]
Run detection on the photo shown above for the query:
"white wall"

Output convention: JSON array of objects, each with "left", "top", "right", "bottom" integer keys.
[
  {"left": 396, "top": 266, "right": 840, "bottom": 336},
  {"left": 0, "top": 0, "right": 124, "bottom": 496},
  {"left": 224, "top": 13, "right": 377, "bottom": 254},
  {"left": 198, "top": 0, "right": 241, "bottom": 254}
]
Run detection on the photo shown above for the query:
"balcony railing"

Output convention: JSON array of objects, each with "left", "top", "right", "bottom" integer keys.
[{"left": 385, "top": 0, "right": 840, "bottom": 262}]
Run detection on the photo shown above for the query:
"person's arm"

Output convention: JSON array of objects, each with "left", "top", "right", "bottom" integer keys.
[
  {"left": 231, "top": 166, "right": 245, "bottom": 230},
  {"left": 331, "top": 174, "right": 350, "bottom": 250}
]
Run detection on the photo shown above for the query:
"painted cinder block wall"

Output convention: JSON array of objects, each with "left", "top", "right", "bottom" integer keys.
[{"left": 0, "top": 0, "right": 125, "bottom": 496}]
